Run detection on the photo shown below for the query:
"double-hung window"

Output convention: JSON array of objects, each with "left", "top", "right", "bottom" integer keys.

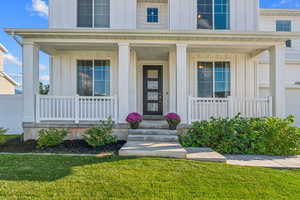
[
  {"left": 197, "top": 0, "right": 230, "bottom": 30},
  {"left": 78, "top": 0, "right": 110, "bottom": 28},
  {"left": 276, "top": 20, "right": 292, "bottom": 48},
  {"left": 147, "top": 8, "right": 159, "bottom": 23},
  {"left": 197, "top": 61, "right": 230, "bottom": 98},
  {"left": 77, "top": 60, "right": 110, "bottom": 96}
]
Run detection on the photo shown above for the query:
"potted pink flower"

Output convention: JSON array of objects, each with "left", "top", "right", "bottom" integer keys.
[
  {"left": 126, "top": 112, "right": 143, "bottom": 129},
  {"left": 164, "top": 113, "right": 181, "bottom": 130}
]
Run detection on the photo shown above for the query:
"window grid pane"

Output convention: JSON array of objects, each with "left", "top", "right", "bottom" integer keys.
[
  {"left": 276, "top": 20, "right": 291, "bottom": 32},
  {"left": 94, "top": 60, "right": 110, "bottom": 96},
  {"left": 197, "top": 0, "right": 230, "bottom": 30},
  {"left": 77, "top": 60, "right": 110, "bottom": 96},
  {"left": 94, "top": 0, "right": 110, "bottom": 28},
  {"left": 78, "top": 0, "right": 93, "bottom": 27},
  {"left": 77, "top": 60, "right": 93, "bottom": 96},
  {"left": 197, "top": 62, "right": 214, "bottom": 97},
  {"left": 197, "top": 0, "right": 213, "bottom": 29},
  {"left": 214, "top": 0, "right": 230, "bottom": 30},
  {"left": 197, "top": 61, "right": 231, "bottom": 98},
  {"left": 147, "top": 8, "right": 159, "bottom": 23}
]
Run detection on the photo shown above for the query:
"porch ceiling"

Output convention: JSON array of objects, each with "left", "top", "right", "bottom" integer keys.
[{"left": 6, "top": 28, "right": 299, "bottom": 56}]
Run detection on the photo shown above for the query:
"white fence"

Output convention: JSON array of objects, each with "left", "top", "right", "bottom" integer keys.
[
  {"left": 0, "top": 95, "right": 23, "bottom": 134},
  {"left": 188, "top": 96, "right": 272, "bottom": 123},
  {"left": 36, "top": 95, "right": 118, "bottom": 122}
]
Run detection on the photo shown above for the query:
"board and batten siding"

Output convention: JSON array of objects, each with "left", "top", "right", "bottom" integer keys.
[
  {"left": 188, "top": 53, "right": 258, "bottom": 99},
  {"left": 169, "top": 0, "right": 259, "bottom": 31},
  {"left": 49, "top": 0, "right": 136, "bottom": 29},
  {"left": 49, "top": 0, "right": 259, "bottom": 31},
  {"left": 50, "top": 51, "right": 118, "bottom": 96},
  {"left": 137, "top": 2, "right": 169, "bottom": 29}
]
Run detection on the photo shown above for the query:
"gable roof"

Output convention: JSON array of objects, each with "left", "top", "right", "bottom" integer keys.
[{"left": 0, "top": 71, "right": 19, "bottom": 86}]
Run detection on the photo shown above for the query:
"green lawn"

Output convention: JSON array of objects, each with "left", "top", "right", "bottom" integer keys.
[{"left": 0, "top": 155, "right": 299, "bottom": 200}]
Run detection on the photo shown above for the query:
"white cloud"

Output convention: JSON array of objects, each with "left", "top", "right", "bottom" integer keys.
[
  {"left": 30, "top": 0, "right": 49, "bottom": 18},
  {"left": 40, "top": 75, "right": 50, "bottom": 82},
  {"left": 40, "top": 64, "right": 48, "bottom": 71},
  {"left": 3, "top": 54, "right": 22, "bottom": 67}
]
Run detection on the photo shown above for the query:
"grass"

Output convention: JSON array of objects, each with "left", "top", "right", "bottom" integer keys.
[{"left": 0, "top": 155, "right": 299, "bottom": 200}]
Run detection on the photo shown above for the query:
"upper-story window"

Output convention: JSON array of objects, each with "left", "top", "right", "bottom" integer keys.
[
  {"left": 147, "top": 8, "right": 159, "bottom": 23},
  {"left": 197, "top": 0, "right": 230, "bottom": 30},
  {"left": 276, "top": 20, "right": 292, "bottom": 48},
  {"left": 77, "top": 0, "right": 110, "bottom": 28}
]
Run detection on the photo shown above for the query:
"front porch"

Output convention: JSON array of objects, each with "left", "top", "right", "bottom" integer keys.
[{"left": 13, "top": 29, "right": 291, "bottom": 129}]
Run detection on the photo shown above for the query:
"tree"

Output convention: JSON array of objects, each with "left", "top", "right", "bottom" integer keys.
[{"left": 39, "top": 82, "right": 50, "bottom": 95}]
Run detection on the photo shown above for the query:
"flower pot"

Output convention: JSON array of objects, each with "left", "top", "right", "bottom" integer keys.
[
  {"left": 130, "top": 122, "right": 140, "bottom": 129},
  {"left": 168, "top": 124, "right": 178, "bottom": 130}
]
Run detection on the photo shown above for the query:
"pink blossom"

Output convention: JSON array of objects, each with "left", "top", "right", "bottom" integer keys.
[{"left": 126, "top": 112, "right": 143, "bottom": 123}]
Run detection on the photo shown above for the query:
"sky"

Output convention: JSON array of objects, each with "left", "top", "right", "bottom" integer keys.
[{"left": 0, "top": 0, "right": 299, "bottom": 91}]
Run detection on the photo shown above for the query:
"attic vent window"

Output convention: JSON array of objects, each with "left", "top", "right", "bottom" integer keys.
[{"left": 147, "top": 8, "right": 159, "bottom": 23}]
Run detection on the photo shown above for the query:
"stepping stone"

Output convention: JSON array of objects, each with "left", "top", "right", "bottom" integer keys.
[
  {"left": 119, "top": 141, "right": 187, "bottom": 158},
  {"left": 186, "top": 147, "right": 226, "bottom": 162}
]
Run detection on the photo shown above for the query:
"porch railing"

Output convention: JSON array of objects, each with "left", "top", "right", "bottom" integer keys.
[
  {"left": 188, "top": 96, "right": 272, "bottom": 123},
  {"left": 36, "top": 95, "right": 118, "bottom": 123}
]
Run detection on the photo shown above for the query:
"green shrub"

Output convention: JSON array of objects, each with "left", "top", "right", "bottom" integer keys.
[
  {"left": 37, "top": 128, "right": 69, "bottom": 148},
  {"left": 84, "top": 118, "right": 117, "bottom": 147},
  {"left": 0, "top": 128, "right": 8, "bottom": 144},
  {"left": 180, "top": 114, "right": 300, "bottom": 156}
]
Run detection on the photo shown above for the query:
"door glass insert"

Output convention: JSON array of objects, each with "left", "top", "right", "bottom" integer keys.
[
  {"left": 148, "top": 92, "right": 159, "bottom": 101},
  {"left": 143, "top": 66, "right": 163, "bottom": 115},
  {"left": 148, "top": 81, "right": 158, "bottom": 89},
  {"left": 148, "top": 70, "right": 158, "bottom": 78},
  {"left": 147, "top": 103, "right": 159, "bottom": 112}
]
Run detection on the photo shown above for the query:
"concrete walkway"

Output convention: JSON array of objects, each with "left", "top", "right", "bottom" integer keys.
[{"left": 225, "top": 155, "right": 300, "bottom": 169}]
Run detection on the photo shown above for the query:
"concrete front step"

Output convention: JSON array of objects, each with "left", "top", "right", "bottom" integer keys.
[
  {"left": 129, "top": 129, "right": 177, "bottom": 135},
  {"left": 119, "top": 141, "right": 187, "bottom": 158},
  {"left": 128, "top": 134, "right": 179, "bottom": 142},
  {"left": 139, "top": 121, "right": 169, "bottom": 129}
]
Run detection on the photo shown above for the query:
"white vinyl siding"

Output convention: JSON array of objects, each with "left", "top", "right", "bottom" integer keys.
[{"left": 137, "top": 2, "right": 168, "bottom": 29}]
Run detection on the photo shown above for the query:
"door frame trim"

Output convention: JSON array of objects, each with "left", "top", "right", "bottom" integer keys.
[
  {"left": 137, "top": 60, "right": 169, "bottom": 116},
  {"left": 143, "top": 65, "right": 163, "bottom": 116}
]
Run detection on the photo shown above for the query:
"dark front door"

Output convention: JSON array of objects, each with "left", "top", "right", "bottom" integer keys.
[{"left": 143, "top": 66, "right": 163, "bottom": 116}]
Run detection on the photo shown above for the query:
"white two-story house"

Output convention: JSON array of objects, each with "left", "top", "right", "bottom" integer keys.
[{"left": 5, "top": 0, "right": 299, "bottom": 140}]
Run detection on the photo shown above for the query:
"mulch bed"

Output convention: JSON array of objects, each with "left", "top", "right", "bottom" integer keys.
[{"left": 0, "top": 136, "right": 126, "bottom": 155}]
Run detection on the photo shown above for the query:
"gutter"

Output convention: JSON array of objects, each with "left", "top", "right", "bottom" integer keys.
[{"left": 11, "top": 31, "right": 23, "bottom": 47}]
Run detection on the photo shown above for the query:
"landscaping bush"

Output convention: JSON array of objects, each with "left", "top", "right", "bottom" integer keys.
[
  {"left": 84, "top": 117, "right": 117, "bottom": 147},
  {"left": 37, "top": 128, "right": 69, "bottom": 148},
  {"left": 0, "top": 128, "right": 8, "bottom": 144},
  {"left": 180, "top": 114, "right": 300, "bottom": 156}
]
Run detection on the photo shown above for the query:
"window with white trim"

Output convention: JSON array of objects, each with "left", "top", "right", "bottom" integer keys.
[
  {"left": 197, "top": 0, "right": 230, "bottom": 30},
  {"left": 197, "top": 61, "right": 230, "bottom": 98},
  {"left": 77, "top": 0, "right": 110, "bottom": 28},
  {"left": 77, "top": 60, "right": 110, "bottom": 96}
]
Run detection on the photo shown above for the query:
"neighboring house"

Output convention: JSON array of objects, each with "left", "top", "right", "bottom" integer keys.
[
  {"left": 4, "top": 0, "right": 299, "bottom": 140},
  {"left": 0, "top": 43, "right": 18, "bottom": 94},
  {"left": 259, "top": 9, "right": 300, "bottom": 126}
]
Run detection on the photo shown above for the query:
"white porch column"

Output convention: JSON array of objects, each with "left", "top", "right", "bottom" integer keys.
[
  {"left": 176, "top": 44, "right": 188, "bottom": 123},
  {"left": 269, "top": 44, "right": 286, "bottom": 117},
  {"left": 118, "top": 43, "right": 130, "bottom": 123},
  {"left": 22, "top": 42, "right": 39, "bottom": 122}
]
